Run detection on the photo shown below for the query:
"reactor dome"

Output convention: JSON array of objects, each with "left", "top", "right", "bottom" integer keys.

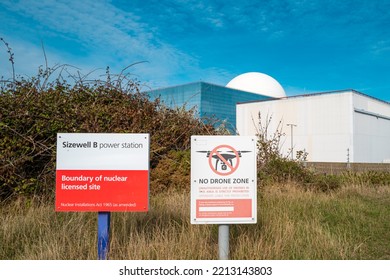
[{"left": 226, "top": 72, "right": 286, "bottom": 98}]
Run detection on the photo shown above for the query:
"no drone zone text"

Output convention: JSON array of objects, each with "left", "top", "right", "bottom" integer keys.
[{"left": 191, "top": 136, "right": 257, "bottom": 224}]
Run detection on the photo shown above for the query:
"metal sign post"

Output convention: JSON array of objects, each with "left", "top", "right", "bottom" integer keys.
[
  {"left": 56, "top": 133, "right": 150, "bottom": 260},
  {"left": 97, "top": 212, "right": 111, "bottom": 260},
  {"left": 218, "top": 224, "right": 229, "bottom": 260},
  {"left": 191, "top": 135, "right": 257, "bottom": 260}
]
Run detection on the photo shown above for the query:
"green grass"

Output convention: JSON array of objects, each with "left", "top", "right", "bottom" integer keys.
[{"left": 1, "top": 183, "right": 390, "bottom": 260}]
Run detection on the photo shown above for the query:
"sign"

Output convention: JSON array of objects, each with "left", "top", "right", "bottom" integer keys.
[
  {"left": 191, "top": 135, "right": 257, "bottom": 224},
  {"left": 56, "top": 133, "right": 149, "bottom": 212}
]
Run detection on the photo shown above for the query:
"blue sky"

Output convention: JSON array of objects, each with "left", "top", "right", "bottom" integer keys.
[{"left": 0, "top": 0, "right": 389, "bottom": 101}]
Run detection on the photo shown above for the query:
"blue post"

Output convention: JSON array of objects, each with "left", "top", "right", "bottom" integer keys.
[{"left": 97, "top": 212, "right": 111, "bottom": 260}]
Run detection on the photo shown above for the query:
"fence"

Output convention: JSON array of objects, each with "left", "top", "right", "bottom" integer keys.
[{"left": 304, "top": 162, "right": 390, "bottom": 174}]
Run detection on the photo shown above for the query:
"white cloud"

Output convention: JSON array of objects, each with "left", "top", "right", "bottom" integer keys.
[
  {"left": 2, "top": 0, "right": 388, "bottom": 94},
  {"left": 371, "top": 40, "right": 390, "bottom": 57},
  {"left": 0, "top": 0, "right": 236, "bottom": 87},
  {"left": 0, "top": 36, "right": 105, "bottom": 83},
  {"left": 0, "top": 3, "right": 172, "bottom": 74}
]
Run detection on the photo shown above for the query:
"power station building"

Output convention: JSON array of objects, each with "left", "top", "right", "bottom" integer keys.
[
  {"left": 147, "top": 72, "right": 390, "bottom": 163},
  {"left": 237, "top": 90, "right": 390, "bottom": 163},
  {"left": 147, "top": 81, "right": 272, "bottom": 131}
]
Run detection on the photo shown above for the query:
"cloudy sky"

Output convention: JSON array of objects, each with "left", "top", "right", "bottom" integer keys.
[{"left": 0, "top": 0, "right": 389, "bottom": 101}]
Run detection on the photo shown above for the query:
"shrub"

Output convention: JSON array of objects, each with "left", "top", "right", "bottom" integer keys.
[
  {"left": 0, "top": 76, "right": 215, "bottom": 199},
  {"left": 254, "top": 112, "right": 344, "bottom": 191},
  {"left": 150, "top": 150, "right": 191, "bottom": 194},
  {"left": 340, "top": 171, "right": 390, "bottom": 187}
]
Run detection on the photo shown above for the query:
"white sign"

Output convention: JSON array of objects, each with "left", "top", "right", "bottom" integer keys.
[
  {"left": 57, "top": 133, "right": 149, "bottom": 170},
  {"left": 56, "top": 133, "right": 149, "bottom": 212},
  {"left": 191, "top": 135, "right": 257, "bottom": 224}
]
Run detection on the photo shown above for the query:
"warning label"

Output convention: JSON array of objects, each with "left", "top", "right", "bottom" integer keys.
[
  {"left": 191, "top": 135, "right": 257, "bottom": 224},
  {"left": 208, "top": 144, "right": 240, "bottom": 175},
  {"left": 196, "top": 199, "right": 252, "bottom": 218},
  {"left": 56, "top": 133, "right": 150, "bottom": 212}
]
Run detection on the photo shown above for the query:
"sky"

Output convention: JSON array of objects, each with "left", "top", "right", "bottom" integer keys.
[{"left": 0, "top": 0, "right": 389, "bottom": 101}]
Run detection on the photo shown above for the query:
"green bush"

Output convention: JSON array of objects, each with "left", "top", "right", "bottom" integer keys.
[
  {"left": 0, "top": 77, "right": 215, "bottom": 199},
  {"left": 311, "top": 173, "right": 343, "bottom": 191},
  {"left": 340, "top": 170, "right": 390, "bottom": 187},
  {"left": 257, "top": 157, "right": 343, "bottom": 192},
  {"left": 254, "top": 112, "right": 345, "bottom": 192},
  {"left": 150, "top": 150, "right": 191, "bottom": 193},
  {"left": 258, "top": 157, "right": 309, "bottom": 183}
]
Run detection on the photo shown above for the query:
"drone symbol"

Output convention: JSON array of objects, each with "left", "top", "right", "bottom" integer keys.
[{"left": 197, "top": 149, "right": 251, "bottom": 172}]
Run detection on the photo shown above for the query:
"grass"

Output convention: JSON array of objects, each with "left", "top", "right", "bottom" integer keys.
[{"left": 1, "top": 183, "right": 390, "bottom": 260}]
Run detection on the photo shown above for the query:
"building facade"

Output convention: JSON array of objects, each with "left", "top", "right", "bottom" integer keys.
[
  {"left": 236, "top": 90, "right": 390, "bottom": 163},
  {"left": 146, "top": 76, "right": 390, "bottom": 163},
  {"left": 147, "top": 82, "right": 271, "bottom": 132}
]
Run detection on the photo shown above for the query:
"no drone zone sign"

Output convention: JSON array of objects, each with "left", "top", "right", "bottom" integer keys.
[
  {"left": 191, "top": 135, "right": 257, "bottom": 224},
  {"left": 55, "top": 133, "right": 149, "bottom": 212}
]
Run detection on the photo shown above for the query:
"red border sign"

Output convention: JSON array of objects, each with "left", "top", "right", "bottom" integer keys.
[
  {"left": 56, "top": 169, "right": 148, "bottom": 212},
  {"left": 191, "top": 136, "right": 257, "bottom": 224},
  {"left": 56, "top": 133, "right": 149, "bottom": 212},
  {"left": 208, "top": 144, "right": 240, "bottom": 176}
]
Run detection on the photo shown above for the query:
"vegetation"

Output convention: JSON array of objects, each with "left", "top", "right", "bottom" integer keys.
[
  {"left": 0, "top": 63, "right": 216, "bottom": 199},
  {"left": 1, "top": 183, "right": 390, "bottom": 260},
  {"left": 254, "top": 111, "right": 390, "bottom": 191},
  {"left": 1, "top": 39, "right": 390, "bottom": 260}
]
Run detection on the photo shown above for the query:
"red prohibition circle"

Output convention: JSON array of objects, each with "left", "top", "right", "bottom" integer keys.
[{"left": 208, "top": 144, "right": 240, "bottom": 176}]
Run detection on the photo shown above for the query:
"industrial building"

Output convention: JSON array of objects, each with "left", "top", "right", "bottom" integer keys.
[
  {"left": 147, "top": 81, "right": 271, "bottom": 131},
  {"left": 237, "top": 90, "right": 390, "bottom": 163},
  {"left": 147, "top": 72, "right": 390, "bottom": 163},
  {"left": 147, "top": 73, "right": 285, "bottom": 131}
]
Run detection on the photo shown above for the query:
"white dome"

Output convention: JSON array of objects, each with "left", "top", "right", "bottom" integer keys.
[{"left": 226, "top": 72, "right": 286, "bottom": 98}]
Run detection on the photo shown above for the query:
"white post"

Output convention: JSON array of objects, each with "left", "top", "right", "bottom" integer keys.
[
  {"left": 287, "top": 123, "right": 297, "bottom": 160},
  {"left": 218, "top": 224, "right": 229, "bottom": 260}
]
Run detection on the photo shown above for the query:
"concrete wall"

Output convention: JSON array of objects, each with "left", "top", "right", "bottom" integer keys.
[
  {"left": 236, "top": 91, "right": 354, "bottom": 162},
  {"left": 352, "top": 93, "right": 390, "bottom": 163}
]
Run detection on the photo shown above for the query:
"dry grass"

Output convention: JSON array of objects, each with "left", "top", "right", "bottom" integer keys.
[{"left": 1, "top": 183, "right": 390, "bottom": 260}]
